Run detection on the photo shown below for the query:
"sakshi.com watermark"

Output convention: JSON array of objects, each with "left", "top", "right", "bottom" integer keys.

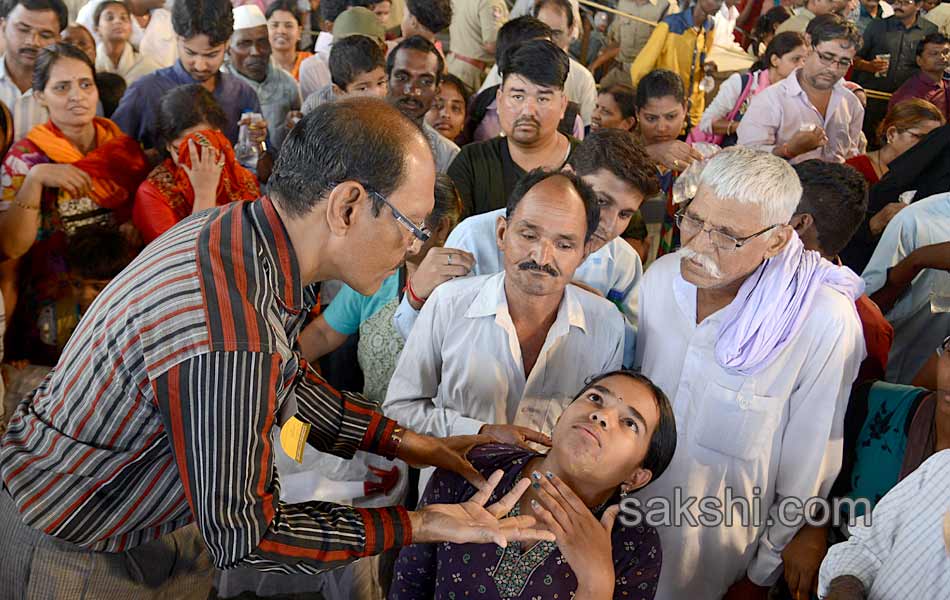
[{"left": 618, "top": 487, "right": 872, "bottom": 529}]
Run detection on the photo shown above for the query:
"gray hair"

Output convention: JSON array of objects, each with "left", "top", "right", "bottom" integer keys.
[{"left": 697, "top": 147, "right": 802, "bottom": 227}]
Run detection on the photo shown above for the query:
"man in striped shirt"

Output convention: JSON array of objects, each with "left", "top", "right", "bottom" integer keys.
[{"left": 0, "top": 97, "right": 552, "bottom": 597}]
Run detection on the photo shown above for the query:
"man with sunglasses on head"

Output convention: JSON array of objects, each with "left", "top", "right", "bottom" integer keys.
[
  {"left": 633, "top": 147, "right": 866, "bottom": 600},
  {"left": 739, "top": 14, "right": 865, "bottom": 164}
]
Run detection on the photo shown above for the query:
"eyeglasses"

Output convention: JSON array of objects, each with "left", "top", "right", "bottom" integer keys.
[
  {"left": 674, "top": 205, "right": 781, "bottom": 251},
  {"left": 814, "top": 50, "right": 854, "bottom": 70},
  {"left": 370, "top": 190, "right": 431, "bottom": 243}
]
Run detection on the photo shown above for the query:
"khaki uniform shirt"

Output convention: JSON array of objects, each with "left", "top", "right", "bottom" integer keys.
[
  {"left": 449, "top": 0, "right": 509, "bottom": 62},
  {"left": 609, "top": 0, "right": 678, "bottom": 65}
]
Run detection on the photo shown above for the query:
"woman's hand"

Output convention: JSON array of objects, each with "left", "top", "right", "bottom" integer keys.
[
  {"left": 645, "top": 140, "right": 704, "bottom": 172},
  {"left": 407, "top": 247, "right": 474, "bottom": 309},
  {"left": 411, "top": 470, "right": 556, "bottom": 547},
  {"left": 28, "top": 164, "right": 93, "bottom": 198},
  {"left": 530, "top": 472, "right": 619, "bottom": 599},
  {"left": 181, "top": 139, "right": 224, "bottom": 214}
]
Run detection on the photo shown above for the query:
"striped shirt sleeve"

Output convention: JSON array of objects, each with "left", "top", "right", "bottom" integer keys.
[{"left": 154, "top": 350, "right": 412, "bottom": 573}]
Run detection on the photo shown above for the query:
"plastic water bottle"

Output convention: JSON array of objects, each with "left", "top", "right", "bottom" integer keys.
[{"left": 234, "top": 111, "right": 265, "bottom": 173}]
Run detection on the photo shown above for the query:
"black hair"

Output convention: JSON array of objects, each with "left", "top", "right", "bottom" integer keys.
[
  {"left": 32, "top": 42, "right": 95, "bottom": 92},
  {"left": 576, "top": 370, "right": 677, "bottom": 484},
  {"left": 793, "top": 159, "right": 868, "bottom": 257},
  {"left": 752, "top": 30, "right": 806, "bottom": 71},
  {"left": 270, "top": 97, "right": 430, "bottom": 218},
  {"left": 0, "top": 0, "right": 68, "bottom": 32},
  {"left": 750, "top": 5, "right": 792, "bottom": 54},
  {"left": 330, "top": 34, "right": 386, "bottom": 89},
  {"left": 506, "top": 169, "right": 601, "bottom": 243},
  {"left": 155, "top": 84, "right": 228, "bottom": 159},
  {"left": 495, "top": 15, "right": 553, "bottom": 66},
  {"left": 93, "top": 0, "right": 129, "bottom": 26},
  {"left": 569, "top": 129, "right": 661, "bottom": 198},
  {"left": 430, "top": 173, "right": 463, "bottom": 231},
  {"left": 439, "top": 72, "right": 471, "bottom": 112},
  {"left": 532, "top": 0, "right": 574, "bottom": 30},
  {"left": 321, "top": 0, "right": 372, "bottom": 23},
  {"left": 635, "top": 68, "right": 685, "bottom": 108},
  {"left": 917, "top": 32, "right": 950, "bottom": 57},
  {"left": 601, "top": 84, "right": 637, "bottom": 121},
  {"left": 95, "top": 72, "right": 126, "bottom": 117},
  {"left": 500, "top": 38, "right": 569, "bottom": 90},
  {"left": 265, "top": 0, "right": 302, "bottom": 24},
  {"left": 405, "top": 0, "right": 452, "bottom": 34},
  {"left": 386, "top": 35, "right": 444, "bottom": 85},
  {"left": 67, "top": 225, "right": 132, "bottom": 281},
  {"left": 171, "top": 0, "right": 234, "bottom": 46},
  {"left": 806, "top": 14, "right": 862, "bottom": 51}
]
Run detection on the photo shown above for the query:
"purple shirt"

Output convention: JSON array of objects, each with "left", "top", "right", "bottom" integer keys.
[
  {"left": 737, "top": 69, "right": 865, "bottom": 164},
  {"left": 390, "top": 444, "right": 662, "bottom": 600},
  {"left": 889, "top": 71, "right": 949, "bottom": 120}
]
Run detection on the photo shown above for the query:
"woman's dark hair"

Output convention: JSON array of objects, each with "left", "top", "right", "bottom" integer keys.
[
  {"left": 330, "top": 34, "right": 386, "bottom": 89},
  {"left": 751, "top": 31, "right": 806, "bottom": 72},
  {"left": 876, "top": 98, "right": 945, "bottom": 144},
  {"left": 270, "top": 97, "right": 427, "bottom": 218},
  {"left": 429, "top": 173, "right": 463, "bottom": 231},
  {"left": 68, "top": 225, "right": 132, "bottom": 281},
  {"left": 386, "top": 35, "right": 444, "bottom": 85},
  {"left": 93, "top": 0, "right": 129, "bottom": 27},
  {"left": 0, "top": 0, "right": 68, "bottom": 32},
  {"left": 265, "top": 0, "right": 302, "bottom": 24},
  {"left": 405, "top": 0, "right": 452, "bottom": 34},
  {"left": 155, "top": 84, "right": 228, "bottom": 159},
  {"left": 439, "top": 73, "right": 471, "bottom": 115},
  {"left": 635, "top": 68, "right": 685, "bottom": 108},
  {"left": 95, "top": 72, "right": 126, "bottom": 117},
  {"left": 506, "top": 169, "right": 600, "bottom": 243},
  {"left": 172, "top": 0, "right": 233, "bottom": 46},
  {"left": 569, "top": 129, "right": 660, "bottom": 198},
  {"left": 806, "top": 13, "right": 862, "bottom": 50},
  {"left": 750, "top": 6, "right": 792, "bottom": 54},
  {"left": 601, "top": 84, "right": 637, "bottom": 121},
  {"left": 32, "top": 42, "right": 96, "bottom": 92},
  {"left": 500, "top": 38, "right": 569, "bottom": 90},
  {"left": 576, "top": 370, "right": 677, "bottom": 484}
]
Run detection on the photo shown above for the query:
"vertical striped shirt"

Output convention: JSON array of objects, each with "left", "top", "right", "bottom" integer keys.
[{"left": 0, "top": 196, "right": 411, "bottom": 573}]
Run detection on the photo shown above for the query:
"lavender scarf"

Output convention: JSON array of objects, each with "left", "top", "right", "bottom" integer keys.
[{"left": 714, "top": 232, "right": 865, "bottom": 375}]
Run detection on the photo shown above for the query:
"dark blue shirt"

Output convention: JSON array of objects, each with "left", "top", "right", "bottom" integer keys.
[{"left": 111, "top": 60, "right": 262, "bottom": 149}]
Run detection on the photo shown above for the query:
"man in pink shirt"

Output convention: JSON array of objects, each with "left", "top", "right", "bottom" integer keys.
[
  {"left": 889, "top": 32, "right": 950, "bottom": 119},
  {"left": 738, "top": 14, "right": 865, "bottom": 163}
]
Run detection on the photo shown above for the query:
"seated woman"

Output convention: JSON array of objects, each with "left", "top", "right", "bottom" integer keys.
[
  {"left": 133, "top": 84, "right": 260, "bottom": 244},
  {"left": 93, "top": 0, "right": 160, "bottom": 85},
  {"left": 0, "top": 42, "right": 148, "bottom": 366},
  {"left": 390, "top": 370, "right": 677, "bottom": 600},
  {"left": 424, "top": 73, "right": 470, "bottom": 145}
]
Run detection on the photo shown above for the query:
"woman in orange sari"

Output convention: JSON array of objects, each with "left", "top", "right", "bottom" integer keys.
[
  {"left": 133, "top": 84, "right": 260, "bottom": 244},
  {"left": 0, "top": 42, "right": 149, "bottom": 365}
]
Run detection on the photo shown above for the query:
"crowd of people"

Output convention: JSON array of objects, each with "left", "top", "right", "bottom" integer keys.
[{"left": 0, "top": 0, "right": 947, "bottom": 598}]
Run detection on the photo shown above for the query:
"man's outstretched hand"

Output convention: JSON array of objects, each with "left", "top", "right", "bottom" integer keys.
[{"left": 410, "top": 470, "right": 556, "bottom": 547}]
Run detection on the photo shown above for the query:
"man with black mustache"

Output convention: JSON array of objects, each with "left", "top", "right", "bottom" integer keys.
[
  {"left": 383, "top": 169, "right": 624, "bottom": 479},
  {"left": 0, "top": 0, "right": 67, "bottom": 141},
  {"left": 447, "top": 38, "right": 578, "bottom": 217},
  {"left": 224, "top": 4, "right": 301, "bottom": 152},
  {"left": 385, "top": 35, "right": 459, "bottom": 173}
]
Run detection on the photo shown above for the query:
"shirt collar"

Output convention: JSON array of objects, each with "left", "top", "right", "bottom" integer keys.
[
  {"left": 248, "top": 196, "right": 305, "bottom": 310},
  {"left": 464, "top": 271, "right": 588, "bottom": 334}
]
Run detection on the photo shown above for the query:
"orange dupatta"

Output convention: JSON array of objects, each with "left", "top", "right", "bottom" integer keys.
[{"left": 26, "top": 117, "right": 149, "bottom": 210}]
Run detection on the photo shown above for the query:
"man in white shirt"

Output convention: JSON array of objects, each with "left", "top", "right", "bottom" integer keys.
[
  {"left": 861, "top": 192, "right": 950, "bottom": 384},
  {"left": 633, "top": 147, "right": 865, "bottom": 600},
  {"left": 819, "top": 448, "right": 950, "bottom": 599},
  {"left": 0, "top": 0, "right": 66, "bottom": 142},
  {"left": 78, "top": 0, "right": 177, "bottom": 68},
  {"left": 384, "top": 170, "right": 624, "bottom": 449},
  {"left": 480, "top": 0, "right": 597, "bottom": 125},
  {"left": 440, "top": 128, "right": 660, "bottom": 367}
]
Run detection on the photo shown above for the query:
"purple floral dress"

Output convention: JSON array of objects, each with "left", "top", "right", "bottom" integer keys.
[{"left": 390, "top": 444, "right": 662, "bottom": 600}]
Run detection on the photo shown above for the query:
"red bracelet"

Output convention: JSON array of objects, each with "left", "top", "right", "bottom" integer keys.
[{"left": 405, "top": 278, "right": 425, "bottom": 306}]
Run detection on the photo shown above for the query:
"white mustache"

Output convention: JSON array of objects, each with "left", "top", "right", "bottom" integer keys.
[{"left": 680, "top": 247, "right": 722, "bottom": 278}]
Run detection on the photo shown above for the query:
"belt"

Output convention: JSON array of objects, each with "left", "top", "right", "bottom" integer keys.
[{"left": 450, "top": 53, "right": 488, "bottom": 70}]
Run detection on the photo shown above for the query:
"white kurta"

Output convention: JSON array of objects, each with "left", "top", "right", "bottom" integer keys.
[
  {"left": 383, "top": 271, "right": 624, "bottom": 439},
  {"left": 94, "top": 42, "right": 160, "bottom": 85},
  {"left": 861, "top": 192, "right": 950, "bottom": 384},
  {"left": 633, "top": 253, "right": 864, "bottom": 599}
]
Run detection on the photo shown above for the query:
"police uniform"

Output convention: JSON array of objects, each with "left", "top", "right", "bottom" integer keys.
[
  {"left": 447, "top": 0, "right": 509, "bottom": 90},
  {"left": 601, "top": 0, "right": 677, "bottom": 88}
]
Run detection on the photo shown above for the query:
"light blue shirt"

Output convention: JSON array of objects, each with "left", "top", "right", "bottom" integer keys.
[
  {"left": 323, "top": 272, "right": 400, "bottom": 335},
  {"left": 439, "top": 207, "right": 642, "bottom": 366},
  {"left": 861, "top": 192, "right": 950, "bottom": 383}
]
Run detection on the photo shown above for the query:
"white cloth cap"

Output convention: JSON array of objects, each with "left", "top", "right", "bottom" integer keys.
[{"left": 233, "top": 4, "right": 267, "bottom": 30}]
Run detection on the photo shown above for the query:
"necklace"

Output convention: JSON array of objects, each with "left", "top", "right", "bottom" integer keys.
[{"left": 872, "top": 149, "right": 887, "bottom": 177}]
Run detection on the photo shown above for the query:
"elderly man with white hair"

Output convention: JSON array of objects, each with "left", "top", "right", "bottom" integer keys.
[{"left": 632, "top": 147, "right": 867, "bottom": 600}]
